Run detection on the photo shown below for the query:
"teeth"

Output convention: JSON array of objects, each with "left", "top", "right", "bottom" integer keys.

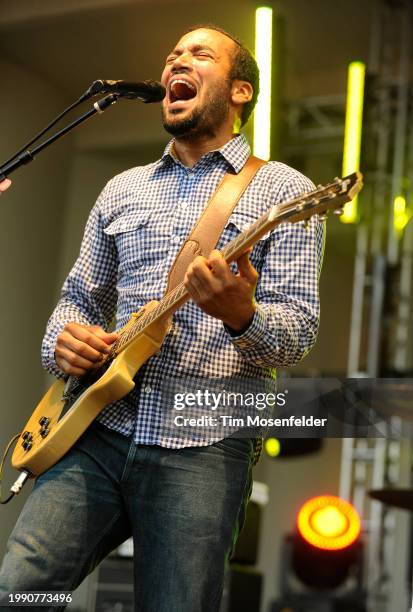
[{"left": 170, "top": 79, "right": 196, "bottom": 92}]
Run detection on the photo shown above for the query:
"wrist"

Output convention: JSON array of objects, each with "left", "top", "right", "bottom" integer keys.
[{"left": 224, "top": 303, "right": 256, "bottom": 334}]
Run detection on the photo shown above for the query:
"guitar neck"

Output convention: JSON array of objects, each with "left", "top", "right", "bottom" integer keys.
[
  {"left": 113, "top": 210, "right": 276, "bottom": 353},
  {"left": 112, "top": 171, "right": 363, "bottom": 355}
]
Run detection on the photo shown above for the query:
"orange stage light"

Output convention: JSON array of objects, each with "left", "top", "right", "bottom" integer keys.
[{"left": 297, "top": 495, "right": 361, "bottom": 551}]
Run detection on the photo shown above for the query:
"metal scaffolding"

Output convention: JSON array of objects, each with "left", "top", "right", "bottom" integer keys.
[
  {"left": 340, "top": 1, "right": 413, "bottom": 610},
  {"left": 284, "top": 1, "right": 413, "bottom": 610}
]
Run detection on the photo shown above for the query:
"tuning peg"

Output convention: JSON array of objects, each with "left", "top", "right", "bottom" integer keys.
[
  {"left": 334, "top": 207, "right": 344, "bottom": 216},
  {"left": 318, "top": 213, "right": 328, "bottom": 222}
]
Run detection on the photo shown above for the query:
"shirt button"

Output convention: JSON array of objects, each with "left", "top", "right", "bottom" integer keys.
[
  {"left": 144, "top": 385, "right": 152, "bottom": 394},
  {"left": 172, "top": 235, "right": 181, "bottom": 244}
]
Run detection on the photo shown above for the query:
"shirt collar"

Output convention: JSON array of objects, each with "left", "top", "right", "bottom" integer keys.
[{"left": 159, "top": 133, "right": 251, "bottom": 174}]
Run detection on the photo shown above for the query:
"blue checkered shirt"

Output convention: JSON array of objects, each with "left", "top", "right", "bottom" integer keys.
[{"left": 41, "top": 134, "right": 324, "bottom": 450}]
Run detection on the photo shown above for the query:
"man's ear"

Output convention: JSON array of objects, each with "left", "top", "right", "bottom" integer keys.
[{"left": 231, "top": 80, "right": 253, "bottom": 105}]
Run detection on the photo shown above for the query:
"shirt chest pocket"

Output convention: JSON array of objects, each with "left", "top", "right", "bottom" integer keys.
[
  {"left": 218, "top": 211, "right": 269, "bottom": 272},
  {"left": 103, "top": 212, "right": 154, "bottom": 273}
]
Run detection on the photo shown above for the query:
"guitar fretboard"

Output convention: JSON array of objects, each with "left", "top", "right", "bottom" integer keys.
[
  {"left": 109, "top": 208, "right": 274, "bottom": 355},
  {"left": 108, "top": 173, "right": 361, "bottom": 357}
]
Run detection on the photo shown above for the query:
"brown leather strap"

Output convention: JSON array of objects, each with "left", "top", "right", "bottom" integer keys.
[{"left": 165, "top": 155, "right": 267, "bottom": 293}]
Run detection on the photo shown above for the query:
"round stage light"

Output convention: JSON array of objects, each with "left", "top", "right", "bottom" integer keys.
[
  {"left": 265, "top": 437, "right": 281, "bottom": 457},
  {"left": 311, "top": 505, "right": 349, "bottom": 538},
  {"left": 297, "top": 495, "right": 361, "bottom": 551}
]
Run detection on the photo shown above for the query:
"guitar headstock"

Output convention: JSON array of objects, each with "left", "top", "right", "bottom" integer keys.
[{"left": 270, "top": 171, "right": 364, "bottom": 225}]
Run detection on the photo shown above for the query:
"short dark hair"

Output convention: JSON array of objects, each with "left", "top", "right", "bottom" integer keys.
[{"left": 184, "top": 24, "right": 260, "bottom": 127}]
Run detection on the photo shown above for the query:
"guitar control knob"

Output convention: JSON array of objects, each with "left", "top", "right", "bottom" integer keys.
[
  {"left": 39, "top": 417, "right": 50, "bottom": 426},
  {"left": 22, "top": 431, "right": 31, "bottom": 440},
  {"left": 40, "top": 428, "right": 50, "bottom": 439},
  {"left": 22, "top": 440, "right": 33, "bottom": 451}
]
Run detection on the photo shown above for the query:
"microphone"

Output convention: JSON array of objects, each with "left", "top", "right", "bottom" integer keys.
[{"left": 85, "top": 79, "right": 166, "bottom": 103}]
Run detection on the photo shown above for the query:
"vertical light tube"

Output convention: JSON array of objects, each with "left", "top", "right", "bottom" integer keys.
[
  {"left": 393, "top": 195, "right": 411, "bottom": 235},
  {"left": 253, "top": 6, "right": 273, "bottom": 160},
  {"left": 341, "top": 61, "right": 366, "bottom": 223}
]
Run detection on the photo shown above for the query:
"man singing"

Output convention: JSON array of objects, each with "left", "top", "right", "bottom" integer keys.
[{"left": 0, "top": 25, "right": 323, "bottom": 611}]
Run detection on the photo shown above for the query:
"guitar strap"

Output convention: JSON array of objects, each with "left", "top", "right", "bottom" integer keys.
[{"left": 165, "top": 154, "right": 267, "bottom": 294}]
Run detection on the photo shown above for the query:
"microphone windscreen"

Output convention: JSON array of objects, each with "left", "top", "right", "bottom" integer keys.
[{"left": 117, "top": 80, "right": 166, "bottom": 103}]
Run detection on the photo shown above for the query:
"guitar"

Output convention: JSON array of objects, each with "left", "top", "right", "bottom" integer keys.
[{"left": 12, "top": 172, "right": 363, "bottom": 476}]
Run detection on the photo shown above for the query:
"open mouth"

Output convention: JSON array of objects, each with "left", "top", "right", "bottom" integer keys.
[{"left": 168, "top": 78, "right": 198, "bottom": 105}]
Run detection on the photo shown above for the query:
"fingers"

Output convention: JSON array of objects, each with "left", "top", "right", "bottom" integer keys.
[
  {"left": 184, "top": 255, "right": 221, "bottom": 301},
  {"left": 236, "top": 249, "right": 258, "bottom": 284},
  {"left": 182, "top": 248, "right": 258, "bottom": 329},
  {"left": 62, "top": 323, "right": 116, "bottom": 353},
  {"left": 55, "top": 360, "right": 86, "bottom": 377},
  {"left": 55, "top": 322, "right": 118, "bottom": 376},
  {"left": 0, "top": 179, "right": 11, "bottom": 193},
  {"left": 55, "top": 347, "right": 101, "bottom": 377},
  {"left": 88, "top": 325, "right": 118, "bottom": 345},
  {"left": 185, "top": 250, "right": 255, "bottom": 301},
  {"left": 208, "top": 249, "right": 258, "bottom": 287},
  {"left": 57, "top": 330, "right": 105, "bottom": 362},
  {"left": 207, "top": 250, "right": 230, "bottom": 277}
]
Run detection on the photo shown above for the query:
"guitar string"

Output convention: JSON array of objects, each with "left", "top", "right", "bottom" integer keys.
[
  {"left": 20, "top": 175, "right": 360, "bottom": 450},
  {"left": 78, "top": 178, "right": 352, "bottom": 372},
  {"left": 109, "top": 178, "right": 348, "bottom": 356}
]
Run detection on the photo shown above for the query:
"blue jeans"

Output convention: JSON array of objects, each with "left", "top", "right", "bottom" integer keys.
[{"left": 0, "top": 422, "right": 254, "bottom": 611}]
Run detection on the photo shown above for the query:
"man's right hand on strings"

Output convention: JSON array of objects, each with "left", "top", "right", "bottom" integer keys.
[{"left": 55, "top": 322, "right": 118, "bottom": 376}]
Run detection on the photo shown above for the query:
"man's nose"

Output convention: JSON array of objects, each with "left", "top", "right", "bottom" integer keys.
[{"left": 171, "top": 52, "right": 193, "bottom": 72}]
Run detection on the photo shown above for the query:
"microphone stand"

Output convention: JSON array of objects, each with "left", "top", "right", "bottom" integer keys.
[{"left": 0, "top": 93, "right": 119, "bottom": 182}]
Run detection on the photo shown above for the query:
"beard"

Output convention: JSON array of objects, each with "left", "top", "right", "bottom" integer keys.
[{"left": 162, "top": 81, "right": 231, "bottom": 140}]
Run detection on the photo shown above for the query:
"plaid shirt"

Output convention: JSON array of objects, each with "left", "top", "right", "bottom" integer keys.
[{"left": 41, "top": 134, "right": 324, "bottom": 461}]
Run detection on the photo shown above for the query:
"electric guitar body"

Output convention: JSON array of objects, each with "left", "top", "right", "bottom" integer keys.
[
  {"left": 12, "top": 301, "right": 170, "bottom": 475},
  {"left": 11, "top": 172, "right": 363, "bottom": 477}
]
